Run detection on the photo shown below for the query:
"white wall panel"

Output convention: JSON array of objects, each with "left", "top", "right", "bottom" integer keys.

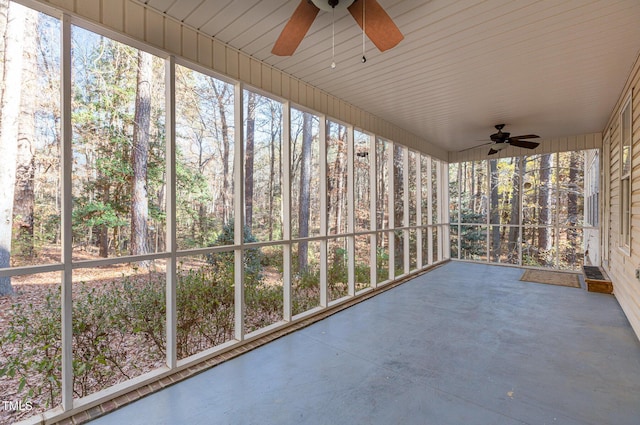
[
  {"left": 225, "top": 48, "right": 238, "bottom": 79},
  {"left": 124, "top": 0, "right": 144, "bottom": 42},
  {"left": 261, "top": 64, "right": 271, "bottom": 92},
  {"left": 280, "top": 74, "right": 290, "bottom": 100},
  {"left": 197, "top": 34, "right": 212, "bottom": 68},
  {"left": 164, "top": 18, "right": 181, "bottom": 55},
  {"left": 271, "top": 69, "right": 281, "bottom": 97},
  {"left": 181, "top": 26, "right": 198, "bottom": 62},
  {"left": 212, "top": 40, "right": 225, "bottom": 75},
  {"left": 102, "top": 0, "right": 124, "bottom": 32},
  {"left": 250, "top": 58, "right": 261, "bottom": 88},
  {"left": 145, "top": 8, "right": 164, "bottom": 49},
  {"left": 289, "top": 79, "right": 299, "bottom": 104},
  {"left": 76, "top": 0, "right": 100, "bottom": 22},
  {"left": 47, "top": 0, "right": 74, "bottom": 10},
  {"left": 239, "top": 54, "right": 251, "bottom": 84}
]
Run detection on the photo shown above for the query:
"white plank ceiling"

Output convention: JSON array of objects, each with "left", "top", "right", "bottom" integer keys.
[{"left": 138, "top": 0, "right": 640, "bottom": 153}]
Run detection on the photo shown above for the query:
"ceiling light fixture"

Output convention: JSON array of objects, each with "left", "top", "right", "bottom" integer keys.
[{"left": 310, "top": 0, "right": 356, "bottom": 13}]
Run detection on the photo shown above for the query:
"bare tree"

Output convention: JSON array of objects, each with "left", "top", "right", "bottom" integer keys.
[
  {"left": 244, "top": 92, "right": 256, "bottom": 229},
  {"left": 537, "top": 154, "right": 553, "bottom": 263},
  {"left": 507, "top": 157, "right": 522, "bottom": 255},
  {"left": 489, "top": 160, "right": 500, "bottom": 261},
  {"left": 131, "top": 51, "right": 152, "bottom": 260},
  {"left": 566, "top": 152, "right": 580, "bottom": 264},
  {"left": 0, "top": 2, "right": 28, "bottom": 295},
  {"left": 298, "top": 112, "right": 313, "bottom": 271}
]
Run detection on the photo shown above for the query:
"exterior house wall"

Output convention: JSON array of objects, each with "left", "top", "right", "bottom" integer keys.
[
  {"left": 603, "top": 51, "right": 640, "bottom": 340},
  {"left": 27, "top": 0, "right": 447, "bottom": 161}
]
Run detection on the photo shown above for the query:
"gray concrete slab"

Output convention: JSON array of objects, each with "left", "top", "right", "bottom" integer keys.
[{"left": 90, "top": 262, "right": 640, "bottom": 425}]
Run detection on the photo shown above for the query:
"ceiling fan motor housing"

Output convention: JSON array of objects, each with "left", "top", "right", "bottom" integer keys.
[{"left": 311, "top": 0, "right": 356, "bottom": 12}]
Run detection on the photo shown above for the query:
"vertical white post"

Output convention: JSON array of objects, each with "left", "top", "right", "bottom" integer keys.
[
  {"left": 403, "top": 149, "right": 410, "bottom": 274},
  {"left": 165, "top": 56, "right": 177, "bottom": 368},
  {"left": 388, "top": 142, "right": 395, "bottom": 281},
  {"left": 60, "top": 13, "right": 73, "bottom": 411},
  {"left": 426, "top": 158, "right": 433, "bottom": 265},
  {"left": 347, "top": 124, "right": 355, "bottom": 296},
  {"left": 416, "top": 154, "right": 423, "bottom": 268},
  {"left": 282, "top": 102, "right": 292, "bottom": 321},
  {"left": 234, "top": 83, "right": 245, "bottom": 340},
  {"left": 369, "top": 135, "right": 377, "bottom": 288},
  {"left": 319, "top": 115, "right": 328, "bottom": 307},
  {"left": 486, "top": 160, "right": 491, "bottom": 263},
  {"left": 442, "top": 161, "right": 450, "bottom": 261},
  {"left": 518, "top": 157, "right": 523, "bottom": 266}
]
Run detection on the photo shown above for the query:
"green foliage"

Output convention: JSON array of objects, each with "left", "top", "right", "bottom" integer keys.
[
  {"left": 207, "top": 221, "right": 263, "bottom": 286},
  {"left": 0, "top": 290, "right": 62, "bottom": 408},
  {"left": 376, "top": 246, "right": 389, "bottom": 282},
  {"left": 0, "top": 259, "right": 282, "bottom": 403}
]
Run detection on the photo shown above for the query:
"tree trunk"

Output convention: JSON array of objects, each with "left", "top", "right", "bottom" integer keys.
[
  {"left": 212, "top": 82, "right": 231, "bottom": 224},
  {"left": 489, "top": 160, "right": 500, "bottom": 261},
  {"left": 507, "top": 157, "right": 522, "bottom": 251},
  {"left": 13, "top": 9, "right": 38, "bottom": 260},
  {"left": 538, "top": 154, "right": 553, "bottom": 263},
  {"left": 131, "top": 51, "right": 152, "bottom": 261},
  {"left": 244, "top": 92, "right": 256, "bottom": 230},
  {"left": 566, "top": 152, "right": 579, "bottom": 265},
  {"left": 0, "top": 0, "right": 8, "bottom": 105},
  {"left": 0, "top": 2, "right": 27, "bottom": 295},
  {"left": 99, "top": 185, "right": 110, "bottom": 258},
  {"left": 393, "top": 145, "right": 404, "bottom": 268},
  {"left": 268, "top": 107, "right": 276, "bottom": 240},
  {"left": 298, "top": 112, "right": 312, "bottom": 272}
]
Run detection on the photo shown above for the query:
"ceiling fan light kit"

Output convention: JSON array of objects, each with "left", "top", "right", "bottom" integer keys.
[{"left": 311, "top": 0, "right": 356, "bottom": 12}]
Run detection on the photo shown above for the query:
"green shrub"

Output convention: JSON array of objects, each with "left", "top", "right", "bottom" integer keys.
[{"left": 207, "top": 221, "right": 263, "bottom": 286}]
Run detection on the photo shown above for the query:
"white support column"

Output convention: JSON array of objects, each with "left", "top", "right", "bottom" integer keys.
[
  {"left": 426, "top": 158, "right": 434, "bottom": 265},
  {"left": 486, "top": 160, "right": 491, "bottom": 263},
  {"left": 282, "top": 102, "right": 292, "bottom": 321},
  {"left": 369, "top": 135, "right": 377, "bottom": 288},
  {"left": 442, "top": 161, "right": 450, "bottom": 261},
  {"left": 347, "top": 124, "right": 355, "bottom": 296},
  {"left": 403, "top": 148, "right": 410, "bottom": 275},
  {"left": 165, "top": 56, "right": 177, "bottom": 369},
  {"left": 234, "top": 83, "right": 245, "bottom": 340},
  {"left": 60, "top": 13, "right": 73, "bottom": 411},
  {"left": 319, "top": 115, "right": 328, "bottom": 307},
  {"left": 416, "top": 155, "right": 423, "bottom": 268},
  {"left": 518, "top": 157, "right": 523, "bottom": 266},
  {"left": 388, "top": 143, "right": 395, "bottom": 281}
]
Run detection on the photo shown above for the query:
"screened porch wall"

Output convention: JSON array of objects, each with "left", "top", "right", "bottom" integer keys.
[
  {"left": 449, "top": 150, "right": 598, "bottom": 271},
  {"left": 30, "top": 0, "right": 447, "bottom": 162}
]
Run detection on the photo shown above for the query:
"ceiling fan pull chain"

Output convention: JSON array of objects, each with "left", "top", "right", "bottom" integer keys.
[
  {"left": 331, "top": 7, "right": 336, "bottom": 69},
  {"left": 362, "top": 0, "right": 366, "bottom": 63}
]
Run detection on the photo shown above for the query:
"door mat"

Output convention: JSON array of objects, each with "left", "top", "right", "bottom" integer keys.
[{"left": 520, "top": 269, "right": 581, "bottom": 288}]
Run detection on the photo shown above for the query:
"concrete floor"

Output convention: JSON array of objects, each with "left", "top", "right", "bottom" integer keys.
[{"left": 90, "top": 262, "right": 640, "bottom": 425}]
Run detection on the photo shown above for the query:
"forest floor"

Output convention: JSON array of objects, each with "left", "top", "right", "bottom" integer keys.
[{"left": 0, "top": 245, "right": 294, "bottom": 423}]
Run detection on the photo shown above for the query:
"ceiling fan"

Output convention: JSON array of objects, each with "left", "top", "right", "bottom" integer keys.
[
  {"left": 462, "top": 124, "right": 541, "bottom": 155},
  {"left": 272, "top": 0, "right": 404, "bottom": 56}
]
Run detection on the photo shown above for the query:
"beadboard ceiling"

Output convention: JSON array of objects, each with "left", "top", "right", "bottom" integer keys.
[{"left": 138, "top": 0, "right": 640, "bottom": 153}]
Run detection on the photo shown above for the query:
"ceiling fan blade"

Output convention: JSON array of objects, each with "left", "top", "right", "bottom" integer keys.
[
  {"left": 272, "top": 1, "right": 320, "bottom": 56},
  {"left": 508, "top": 139, "right": 540, "bottom": 149},
  {"left": 488, "top": 148, "right": 499, "bottom": 155},
  {"left": 348, "top": 0, "right": 404, "bottom": 52},
  {"left": 510, "top": 134, "right": 540, "bottom": 140},
  {"left": 458, "top": 142, "right": 493, "bottom": 153}
]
